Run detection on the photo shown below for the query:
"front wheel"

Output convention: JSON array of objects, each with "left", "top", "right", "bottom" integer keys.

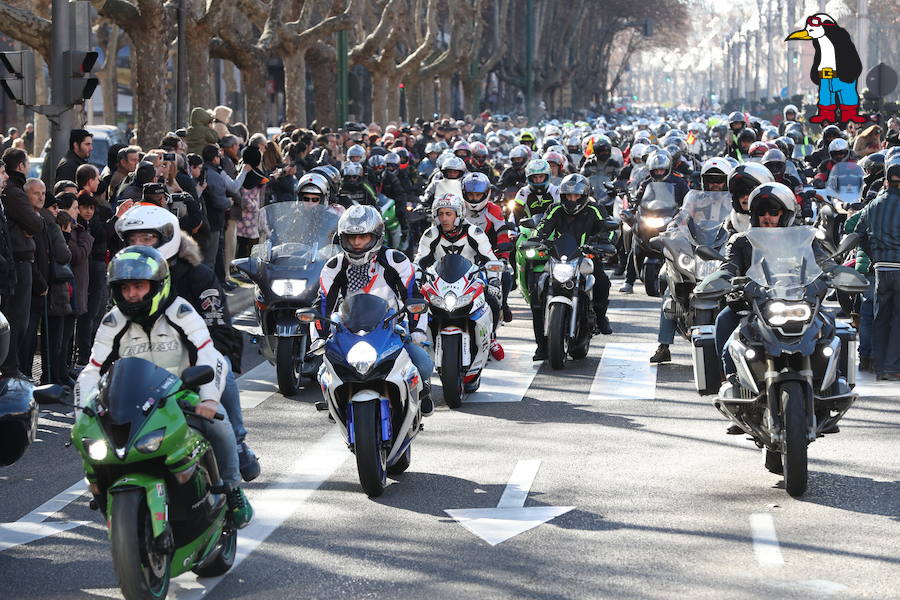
[
  {"left": 387, "top": 445, "right": 411, "bottom": 475},
  {"left": 440, "top": 335, "right": 464, "bottom": 409},
  {"left": 643, "top": 262, "right": 661, "bottom": 297},
  {"left": 353, "top": 400, "right": 388, "bottom": 497},
  {"left": 547, "top": 304, "right": 569, "bottom": 370},
  {"left": 781, "top": 381, "right": 809, "bottom": 497},
  {"left": 276, "top": 336, "right": 303, "bottom": 397},
  {"left": 110, "top": 489, "right": 171, "bottom": 600}
]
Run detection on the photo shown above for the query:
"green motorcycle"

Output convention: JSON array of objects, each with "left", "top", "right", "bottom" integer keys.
[
  {"left": 377, "top": 193, "right": 402, "bottom": 249},
  {"left": 65, "top": 357, "right": 236, "bottom": 600},
  {"left": 514, "top": 212, "right": 549, "bottom": 305}
]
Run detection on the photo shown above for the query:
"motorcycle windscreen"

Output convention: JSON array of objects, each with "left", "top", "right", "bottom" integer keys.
[
  {"left": 551, "top": 233, "right": 579, "bottom": 259},
  {"left": 339, "top": 293, "right": 394, "bottom": 334},
  {"left": 628, "top": 166, "right": 648, "bottom": 194},
  {"left": 641, "top": 182, "right": 677, "bottom": 212},
  {"left": 435, "top": 254, "right": 474, "bottom": 283},
  {"left": 676, "top": 191, "right": 731, "bottom": 247},
  {"left": 255, "top": 202, "right": 341, "bottom": 266},
  {"left": 100, "top": 357, "right": 178, "bottom": 425},
  {"left": 745, "top": 226, "right": 823, "bottom": 300},
  {"left": 826, "top": 162, "right": 864, "bottom": 205}
]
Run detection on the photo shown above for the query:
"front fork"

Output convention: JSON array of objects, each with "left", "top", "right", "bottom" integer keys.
[
  {"left": 347, "top": 398, "right": 393, "bottom": 447},
  {"left": 765, "top": 356, "right": 816, "bottom": 447}
]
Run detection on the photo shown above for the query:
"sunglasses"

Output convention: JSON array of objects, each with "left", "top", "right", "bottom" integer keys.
[
  {"left": 756, "top": 208, "right": 783, "bottom": 217},
  {"left": 806, "top": 16, "right": 834, "bottom": 27}
]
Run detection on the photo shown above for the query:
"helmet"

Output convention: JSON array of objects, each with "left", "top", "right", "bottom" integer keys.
[
  {"left": 384, "top": 152, "right": 401, "bottom": 170},
  {"left": 565, "top": 135, "right": 581, "bottom": 153},
  {"left": 656, "top": 123, "right": 671, "bottom": 138},
  {"left": 728, "top": 162, "right": 775, "bottom": 213},
  {"left": 525, "top": 158, "right": 552, "bottom": 193},
  {"left": 115, "top": 204, "right": 180, "bottom": 261},
  {"left": 441, "top": 155, "right": 467, "bottom": 179},
  {"left": 593, "top": 135, "right": 612, "bottom": 161},
  {"left": 748, "top": 182, "right": 797, "bottom": 227},
  {"left": 762, "top": 126, "right": 780, "bottom": 142},
  {"left": 453, "top": 140, "right": 471, "bottom": 159},
  {"left": 646, "top": 150, "right": 672, "bottom": 181},
  {"left": 737, "top": 128, "right": 758, "bottom": 147},
  {"left": 700, "top": 157, "right": 732, "bottom": 190},
  {"left": 541, "top": 137, "right": 560, "bottom": 152},
  {"left": 471, "top": 141, "right": 489, "bottom": 163},
  {"left": 783, "top": 104, "right": 799, "bottom": 118},
  {"left": 821, "top": 125, "right": 842, "bottom": 144},
  {"left": 297, "top": 172, "right": 329, "bottom": 203},
  {"left": 108, "top": 245, "right": 173, "bottom": 322},
  {"left": 886, "top": 155, "right": 900, "bottom": 186},
  {"left": 338, "top": 204, "right": 384, "bottom": 266},
  {"left": 858, "top": 151, "right": 884, "bottom": 178},
  {"left": 630, "top": 143, "right": 648, "bottom": 165},
  {"left": 461, "top": 172, "right": 491, "bottom": 212},
  {"left": 431, "top": 191, "right": 464, "bottom": 227},
  {"left": 748, "top": 141, "right": 769, "bottom": 159},
  {"left": 518, "top": 130, "right": 536, "bottom": 148},
  {"left": 435, "top": 140, "right": 450, "bottom": 153},
  {"left": 542, "top": 151, "right": 566, "bottom": 171},
  {"left": 425, "top": 142, "right": 440, "bottom": 155},
  {"left": 774, "top": 136, "right": 795, "bottom": 158},
  {"left": 828, "top": 138, "right": 850, "bottom": 163},
  {"left": 558, "top": 174, "right": 591, "bottom": 215},
  {"left": 367, "top": 154, "right": 387, "bottom": 181},
  {"left": 310, "top": 164, "right": 340, "bottom": 197},
  {"left": 785, "top": 125, "right": 805, "bottom": 146},
  {"left": 762, "top": 148, "right": 787, "bottom": 178},
  {"left": 342, "top": 161, "right": 365, "bottom": 190},
  {"left": 728, "top": 111, "right": 746, "bottom": 126},
  {"left": 509, "top": 145, "right": 532, "bottom": 168},
  {"left": 347, "top": 144, "right": 367, "bottom": 162},
  {"left": 636, "top": 117, "right": 650, "bottom": 129}
]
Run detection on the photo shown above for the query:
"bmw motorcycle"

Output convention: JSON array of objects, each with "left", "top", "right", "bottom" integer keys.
[
  {"left": 63, "top": 358, "right": 236, "bottom": 600},
  {"left": 420, "top": 255, "right": 503, "bottom": 407},
  {"left": 697, "top": 228, "right": 868, "bottom": 497},
  {"left": 621, "top": 182, "right": 678, "bottom": 297},
  {"left": 233, "top": 202, "right": 341, "bottom": 396},
  {"left": 299, "top": 294, "right": 427, "bottom": 498}
]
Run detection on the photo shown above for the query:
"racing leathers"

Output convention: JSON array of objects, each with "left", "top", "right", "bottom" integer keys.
[
  {"left": 466, "top": 200, "right": 514, "bottom": 313},
  {"left": 512, "top": 183, "right": 560, "bottom": 225}
]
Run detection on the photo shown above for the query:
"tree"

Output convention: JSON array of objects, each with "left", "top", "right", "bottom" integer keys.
[
  {"left": 0, "top": 0, "right": 51, "bottom": 62},
  {"left": 93, "top": 19, "right": 122, "bottom": 126}
]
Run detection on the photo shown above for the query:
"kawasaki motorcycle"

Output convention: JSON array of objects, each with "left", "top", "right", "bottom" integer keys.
[
  {"left": 234, "top": 202, "right": 341, "bottom": 396},
  {"left": 515, "top": 213, "right": 548, "bottom": 306},
  {"left": 697, "top": 228, "right": 867, "bottom": 497},
  {"left": 420, "top": 255, "right": 503, "bottom": 406},
  {"left": 621, "top": 182, "right": 678, "bottom": 297},
  {"left": 378, "top": 193, "right": 403, "bottom": 249},
  {"left": 299, "top": 294, "right": 427, "bottom": 498},
  {"left": 62, "top": 358, "right": 236, "bottom": 600}
]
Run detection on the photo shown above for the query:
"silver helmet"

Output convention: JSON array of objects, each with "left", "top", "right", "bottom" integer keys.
[{"left": 337, "top": 204, "right": 384, "bottom": 265}]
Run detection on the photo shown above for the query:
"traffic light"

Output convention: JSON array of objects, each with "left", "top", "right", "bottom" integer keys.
[
  {"left": 0, "top": 51, "right": 35, "bottom": 106},
  {"left": 63, "top": 50, "right": 98, "bottom": 105}
]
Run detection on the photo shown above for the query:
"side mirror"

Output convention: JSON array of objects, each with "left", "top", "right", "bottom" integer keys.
[
  {"left": 33, "top": 384, "right": 67, "bottom": 405},
  {"left": 828, "top": 232, "right": 860, "bottom": 260},
  {"left": 181, "top": 366, "right": 214, "bottom": 390},
  {"left": 231, "top": 257, "right": 258, "bottom": 280},
  {"left": 405, "top": 298, "right": 428, "bottom": 315},
  {"left": 307, "top": 338, "right": 326, "bottom": 357},
  {"left": 696, "top": 245, "right": 726, "bottom": 262},
  {"left": 519, "top": 217, "right": 536, "bottom": 229},
  {"left": 484, "top": 260, "right": 505, "bottom": 274},
  {"left": 296, "top": 308, "right": 322, "bottom": 323}
]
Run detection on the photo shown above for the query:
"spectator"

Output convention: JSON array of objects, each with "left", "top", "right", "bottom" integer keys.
[
  {"left": 55, "top": 129, "right": 93, "bottom": 184},
  {"left": 236, "top": 146, "right": 267, "bottom": 258},
  {"left": 212, "top": 105, "right": 234, "bottom": 140},
  {"left": 55, "top": 192, "right": 92, "bottom": 384},
  {"left": 116, "top": 160, "right": 156, "bottom": 204},
  {"left": 2, "top": 127, "right": 19, "bottom": 152},
  {"left": 1, "top": 150, "right": 43, "bottom": 378},
  {"left": 22, "top": 123, "right": 34, "bottom": 155},
  {"left": 201, "top": 144, "right": 247, "bottom": 284},
  {"left": 107, "top": 146, "right": 140, "bottom": 200},
  {"left": 54, "top": 179, "right": 77, "bottom": 196},
  {"left": 186, "top": 107, "right": 219, "bottom": 155},
  {"left": 218, "top": 137, "right": 242, "bottom": 288}
]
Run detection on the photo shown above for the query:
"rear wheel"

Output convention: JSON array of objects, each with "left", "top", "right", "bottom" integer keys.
[
  {"left": 643, "top": 262, "right": 661, "bottom": 297},
  {"left": 193, "top": 527, "right": 237, "bottom": 578},
  {"left": 440, "top": 335, "right": 464, "bottom": 409},
  {"left": 547, "top": 304, "right": 569, "bottom": 370},
  {"left": 781, "top": 382, "right": 809, "bottom": 497},
  {"left": 353, "top": 401, "right": 387, "bottom": 497},
  {"left": 110, "top": 489, "right": 171, "bottom": 600},
  {"left": 276, "top": 336, "right": 302, "bottom": 397}
]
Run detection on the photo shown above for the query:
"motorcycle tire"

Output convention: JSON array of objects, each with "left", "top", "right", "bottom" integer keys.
[
  {"left": 110, "top": 489, "right": 171, "bottom": 600},
  {"left": 387, "top": 446, "right": 411, "bottom": 475},
  {"left": 548, "top": 304, "right": 569, "bottom": 370},
  {"left": 643, "top": 262, "right": 661, "bottom": 297},
  {"left": 764, "top": 448, "right": 783, "bottom": 475},
  {"left": 569, "top": 308, "right": 591, "bottom": 360},
  {"left": 781, "top": 381, "right": 809, "bottom": 497},
  {"left": 275, "top": 336, "right": 302, "bottom": 397},
  {"left": 353, "top": 400, "right": 388, "bottom": 497},
  {"left": 192, "top": 527, "right": 237, "bottom": 578},
  {"left": 440, "top": 335, "right": 464, "bottom": 409}
]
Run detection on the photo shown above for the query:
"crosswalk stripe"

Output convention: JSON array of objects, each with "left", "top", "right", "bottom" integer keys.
[{"left": 588, "top": 342, "right": 658, "bottom": 403}]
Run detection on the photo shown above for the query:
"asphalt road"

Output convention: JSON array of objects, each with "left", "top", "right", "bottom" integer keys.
[{"left": 1, "top": 279, "right": 898, "bottom": 600}]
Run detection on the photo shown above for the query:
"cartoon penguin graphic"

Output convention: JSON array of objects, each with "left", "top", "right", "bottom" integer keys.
[{"left": 786, "top": 13, "right": 865, "bottom": 125}]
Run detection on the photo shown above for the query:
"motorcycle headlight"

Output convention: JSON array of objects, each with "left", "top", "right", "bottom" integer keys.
[
  {"left": 347, "top": 341, "right": 378, "bottom": 375},
  {"left": 645, "top": 216, "right": 668, "bottom": 229},
  {"left": 579, "top": 258, "right": 594, "bottom": 275},
  {"left": 85, "top": 438, "right": 108, "bottom": 461},
  {"left": 135, "top": 429, "right": 165, "bottom": 454},
  {"left": 677, "top": 254, "right": 695, "bottom": 273},
  {"left": 552, "top": 262, "right": 577, "bottom": 283},
  {"left": 444, "top": 291, "right": 459, "bottom": 311},
  {"left": 270, "top": 278, "right": 308, "bottom": 297},
  {"left": 525, "top": 248, "right": 537, "bottom": 259},
  {"left": 765, "top": 301, "right": 812, "bottom": 326}
]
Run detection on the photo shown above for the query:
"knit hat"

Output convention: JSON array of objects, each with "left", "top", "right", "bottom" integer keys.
[{"left": 242, "top": 146, "right": 262, "bottom": 168}]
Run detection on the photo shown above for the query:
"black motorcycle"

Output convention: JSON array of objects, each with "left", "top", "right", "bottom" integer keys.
[
  {"left": 621, "top": 182, "right": 678, "bottom": 297},
  {"left": 233, "top": 202, "right": 341, "bottom": 396},
  {"left": 696, "top": 228, "right": 868, "bottom": 497}
]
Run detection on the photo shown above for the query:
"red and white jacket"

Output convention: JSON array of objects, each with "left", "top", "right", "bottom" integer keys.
[{"left": 465, "top": 201, "right": 512, "bottom": 259}]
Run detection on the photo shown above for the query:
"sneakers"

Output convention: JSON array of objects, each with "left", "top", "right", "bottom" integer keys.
[
  {"left": 859, "top": 357, "right": 871, "bottom": 372},
  {"left": 420, "top": 382, "right": 434, "bottom": 417},
  {"left": 237, "top": 442, "right": 261, "bottom": 482},
  {"left": 502, "top": 306, "right": 513, "bottom": 323},
  {"left": 619, "top": 282, "right": 633, "bottom": 294},
  {"left": 490, "top": 340, "right": 505, "bottom": 361},
  {"left": 593, "top": 316, "right": 612, "bottom": 335},
  {"left": 650, "top": 344, "right": 671, "bottom": 363},
  {"left": 532, "top": 345, "right": 548, "bottom": 361},
  {"left": 225, "top": 487, "right": 253, "bottom": 529}
]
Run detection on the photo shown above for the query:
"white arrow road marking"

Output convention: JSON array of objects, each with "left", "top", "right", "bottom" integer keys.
[
  {"left": 463, "top": 342, "right": 539, "bottom": 403},
  {"left": 445, "top": 459, "right": 574, "bottom": 546},
  {"left": 0, "top": 480, "right": 90, "bottom": 552},
  {"left": 588, "top": 342, "right": 658, "bottom": 403},
  {"left": 750, "top": 513, "right": 784, "bottom": 567}
]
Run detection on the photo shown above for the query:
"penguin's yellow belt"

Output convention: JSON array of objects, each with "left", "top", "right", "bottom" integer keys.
[{"left": 819, "top": 68, "right": 835, "bottom": 79}]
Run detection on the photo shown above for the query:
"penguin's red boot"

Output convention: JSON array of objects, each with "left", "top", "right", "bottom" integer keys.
[{"left": 809, "top": 104, "right": 837, "bottom": 124}]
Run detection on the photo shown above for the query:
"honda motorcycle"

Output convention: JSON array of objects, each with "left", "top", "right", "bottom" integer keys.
[
  {"left": 621, "top": 182, "right": 679, "bottom": 297},
  {"left": 697, "top": 228, "right": 867, "bottom": 497},
  {"left": 233, "top": 202, "right": 341, "bottom": 396},
  {"left": 420, "top": 255, "right": 503, "bottom": 407},
  {"left": 299, "top": 294, "right": 427, "bottom": 498}
]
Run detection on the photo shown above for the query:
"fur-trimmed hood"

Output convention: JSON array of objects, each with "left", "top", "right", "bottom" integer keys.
[{"left": 178, "top": 233, "right": 204, "bottom": 266}]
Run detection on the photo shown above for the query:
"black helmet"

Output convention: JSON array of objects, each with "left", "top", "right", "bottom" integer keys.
[
  {"left": 821, "top": 125, "right": 842, "bottom": 144},
  {"left": 728, "top": 111, "right": 745, "bottom": 127},
  {"left": 858, "top": 151, "right": 885, "bottom": 178},
  {"left": 762, "top": 148, "right": 787, "bottom": 178},
  {"left": 727, "top": 163, "right": 774, "bottom": 214},
  {"left": 558, "top": 173, "right": 591, "bottom": 215},
  {"left": 108, "top": 245, "right": 173, "bottom": 323},
  {"left": 593, "top": 135, "right": 612, "bottom": 162},
  {"left": 774, "top": 136, "right": 795, "bottom": 158},
  {"left": 737, "top": 128, "right": 757, "bottom": 147},
  {"left": 748, "top": 182, "right": 797, "bottom": 227},
  {"left": 310, "top": 164, "right": 341, "bottom": 197},
  {"left": 886, "top": 155, "right": 900, "bottom": 188}
]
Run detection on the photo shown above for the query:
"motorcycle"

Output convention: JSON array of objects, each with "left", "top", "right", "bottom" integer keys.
[
  {"left": 377, "top": 193, "right": 403, "bottom": 249},
  {"left": 0, "top": 310, "right": 43, "bottom": 467},
  {"left": 696, "top": 228, "right": 868, "bottom": 497},
  {"left": 621, "top": 182, "right": 679, "bottom": 297},
  {"left": 233, "top": 202, "right": 341, "bottom": 396},
  {"left": 298, "top": 294, "right": 427, "bottom": 498},
  {"left": 61, "top": 358, "right": 236, "bottom": 600},
  {"left": 514, "top": 213, "right": 549, "bottom": 306},
  {"left": 420, "top": 255, "right": 504, "bottom": 407}
]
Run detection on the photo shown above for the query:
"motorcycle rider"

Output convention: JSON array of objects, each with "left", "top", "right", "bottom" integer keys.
[
  {"left": 316, "top": 205, "right": 436, "bottom": 415},
  {"left": 580, "top": 135, "right": 621, "bottom": 180},
  {"left": 75, "top": 245, "right": 254, "bottom": 527},
  {"left": 366, "top": 154, "right": 404, "bottom": 208},
  {"left": 726, "top": 111, "right": 747, "bottom": 150},
  {"left": 813, "top": 137, "right": 854, "bottom": 185},
  {"left": 531, "top": 173, "right": 614, "bottom": 360},
  {"left": 724, "top": 162, "right": 774, "bottom": 236},
  {"left": 339, "top": 162, "right": 378, "bottom": 207},
  {"left": 762, "top": 148, "right": 803, "bottom": 193},
  {"left": 414, "top": 193, "right": 505, "bottom": 361},
  {"left": 421, "top": 155, "right": 467, "bottom": 207},
  {"left": 728, "top": 128, "right": 758, "bottom": 162},
  {"left": 497, "top": 145, "right": 531, "bottom": 192},
  {"left": 778, "top": 104, "right": 801, "bottom": 136},
  {"left": 518, "top": 130, "right": 537, "bottom": 152},
  {"left": 418, "top": 142, "right": 441, "bottom": 179},
  {"left": 469, "top": 141, "right": 498, "bottom": 183},
  {"left": 806, "top": 125, "right": 843, "bottom": 169},
  {"left": 513, "top": 158, "right": 560, "bottom": 225}
]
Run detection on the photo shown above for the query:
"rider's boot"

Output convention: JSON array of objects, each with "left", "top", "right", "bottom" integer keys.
[
  {"left": 420, "top": 381, "right": 434, "bottom": 417},
  {"left": 226, "top": 486, "right": 254, "bottom": 529}
]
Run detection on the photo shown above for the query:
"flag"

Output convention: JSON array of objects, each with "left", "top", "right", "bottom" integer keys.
[
  {"left": 686, "top": 131, "right": 697, "bottom": 146},
  {"left": 585, "top": 137, "right": 594, "bottom": 157}
]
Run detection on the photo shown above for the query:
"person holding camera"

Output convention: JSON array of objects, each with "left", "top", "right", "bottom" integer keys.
[{"left": 201, "top": 144, "right": 249, "bottom": 286}]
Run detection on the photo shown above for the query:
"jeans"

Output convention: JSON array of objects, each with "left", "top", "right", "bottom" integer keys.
[
  {"left": 858, "top": 276, "right": 875, "bottom": 361},
  {"left": 188, "top": 408, "right": 240, "bottom": 487},
  {"left": 220, "top": 357, "right": 246, "bottom": 443},
  {"left": 200, "top": 228, "right": 220, "bottom": 270},
  {"left": 715, "top": 306, "right": 741, "bottom": 376},
  {"left": 657, "top": 277, "right": 675, "bottom": 345},
  {"left": 818, "top": 77, "right": 859, "bottom": 106},
  {"left": 873, "top": 269, "right": 900, "bottom": 375},
  {"left": 405, "top": 341, "right": 433, "bottom": 387},
  {"left": 1, "top": 261, "right": 32, "bottom": 375},
  {"left": 76, "top": 259, "right": 109, "bottom": 364}
]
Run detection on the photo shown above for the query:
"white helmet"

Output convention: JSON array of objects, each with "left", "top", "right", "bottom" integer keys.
[
  {"left": 337, "top": 204, "right": 384, "bottom": 266},
  {"left": 115, "top": 204, "right": 181, "bottom": 261},
  {"left": 431, "top": 191, "right": 464, "bottom": 228}
]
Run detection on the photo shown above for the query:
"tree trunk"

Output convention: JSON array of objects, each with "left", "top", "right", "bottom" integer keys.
[
  {"left": 308, "top": 43, "right": 337, "bottom": 129},
  {"left": 438, "top": 74, "right": 452, "bottom": 117},
  {"left": 283, "top": 49, "right": 307, "bottom": 127},
  {"left": 132, "top": 30, "right": 169, "bottom": 150},
  {"left": 371, "top": 70, "right": 388, "bottom": 125},
  {"left": 406, "top": 78, "right": 421, "bottom": 122},
  {"left": 386, "top": 75, "right": 400, "bottom": 123},
  {"left": 420, "top": 77, "right": 436, "bottom": 120},
  {"left": 186, "top": 33, "right": 213, "bottom": 110},
  {"left": 240, "top": 61, "right": 268, "bottom": 134},
  {"left": 461, "top": 76, "right": 478, "bottom": 117}
]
